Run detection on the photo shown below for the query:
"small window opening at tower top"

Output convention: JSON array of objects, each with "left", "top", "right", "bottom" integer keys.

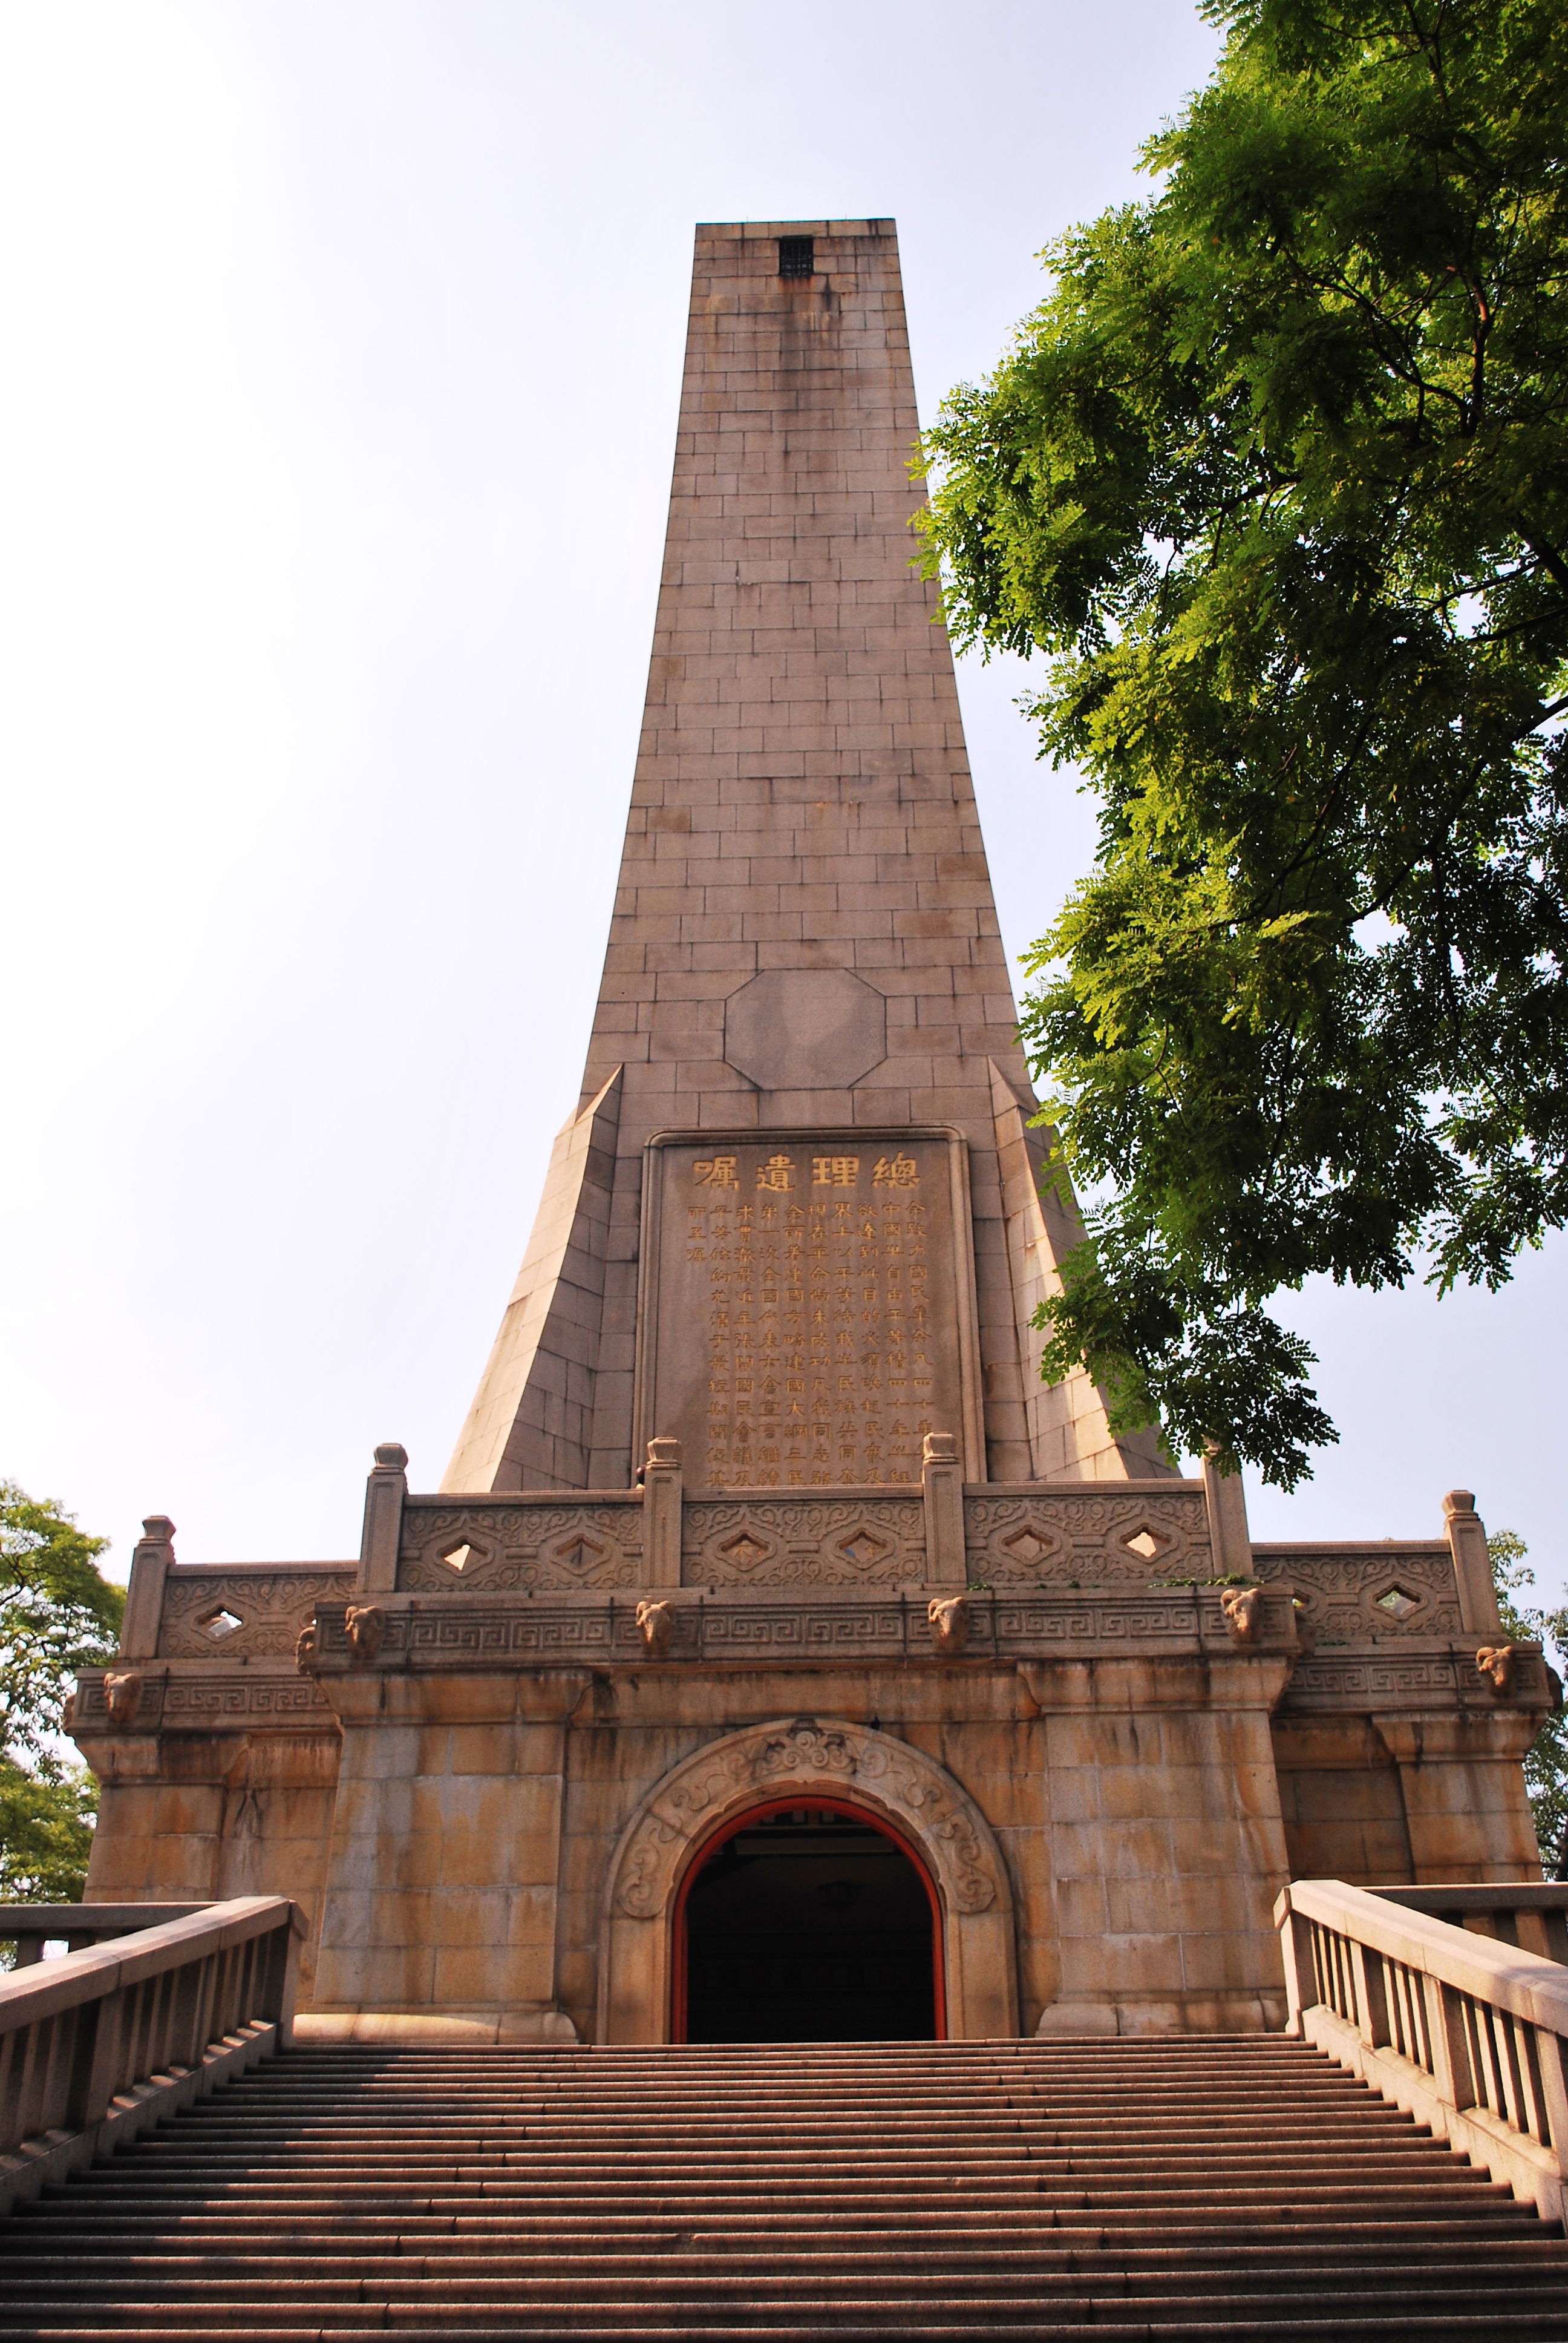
[{"left": 779, "top": 235, "right": 814, "bottom": 278}]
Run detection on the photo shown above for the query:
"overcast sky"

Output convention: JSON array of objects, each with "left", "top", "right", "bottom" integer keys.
[{"left": 3, "top": 0, "right": 1563, "bottom": 1591}]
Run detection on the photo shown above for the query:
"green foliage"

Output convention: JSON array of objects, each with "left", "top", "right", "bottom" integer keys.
[
  {"left": 1489, "top": 1528, "right": 1568, "bottom": 1875},
  {"left": 0, "top": 1481, "right": 122, "bottom": 1775},
  {"left": 0, "top": 1761, "right": 98, "bottom": 1902},
  {"left": 0, "top": 1482, "right": 120, "bottom": 1906},
  {"left": 921, "top": 0, "right": 1568, "bottom": 1483}
]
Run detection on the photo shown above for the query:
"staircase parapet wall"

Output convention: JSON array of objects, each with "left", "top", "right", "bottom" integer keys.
[
  {"left": 0, "top": 1896, "right": 303, "bottom": 2218},
  {"left": 1278, "top": 1875, "right": 1568, "bottom": 2224}
]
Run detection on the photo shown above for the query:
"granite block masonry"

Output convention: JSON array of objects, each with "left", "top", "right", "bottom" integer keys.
[{"left": 74, "top": 222, "right": 1550, "bottom": 2045}]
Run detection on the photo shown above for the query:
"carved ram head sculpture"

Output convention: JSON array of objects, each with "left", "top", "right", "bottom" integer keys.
[
  {"left": 1220, "top": 1585, "right": 1263, "bottom": 1645},
  {"left": 927, "top": 1595, "right": 970, "bottom": 1657},
  {"left": 635, "top": 1599, "right": 676, "bottom": 1658}
]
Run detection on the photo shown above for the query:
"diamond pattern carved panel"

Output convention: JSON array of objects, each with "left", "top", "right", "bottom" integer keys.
[
  {"left": 964, "top": 1492, "right": 1211, "bottom": 1587},
  {"left": 684, "top": 1496, "right": 923, "bottom": 1586},
  {"left": 399, "top": 1505, "right": 644, "bottom": 1592},
  {"left": 157, "top": 1570, "right": 356, "bottom": 1660}
]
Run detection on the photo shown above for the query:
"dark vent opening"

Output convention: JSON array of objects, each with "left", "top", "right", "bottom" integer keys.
[{"left": 779, "top": 235, "right": 814, "bottom": 279}]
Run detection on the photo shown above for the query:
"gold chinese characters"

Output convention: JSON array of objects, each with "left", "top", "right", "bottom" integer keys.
[{"left": 683, "top": 1144, "right": 936, "bottom": 1491}]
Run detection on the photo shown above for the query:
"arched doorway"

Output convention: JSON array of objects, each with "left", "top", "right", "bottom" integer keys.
[
  {"left": 673, "top": 1796, "right": 944, "bottom": 2042},
  {"left": 598, "top": 1716, "right": 1017, "bottom": 2042}
]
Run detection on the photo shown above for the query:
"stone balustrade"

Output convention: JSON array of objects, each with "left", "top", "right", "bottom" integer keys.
[
  {"left": 1277, "top": 1877, "right": 1568, "bottom": 2223},
  {"left": 0, "top": 1897, "right": 302, "bottom": 2215},
  {"left": 103, "top": 1444, "right": 1495, "bottom": 1657}
]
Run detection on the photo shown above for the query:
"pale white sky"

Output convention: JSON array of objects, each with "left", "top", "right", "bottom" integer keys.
[{"left": 2, "top": 0, "right": 1562, "bottom": 1591}]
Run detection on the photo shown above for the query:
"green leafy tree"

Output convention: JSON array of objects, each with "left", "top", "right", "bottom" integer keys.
[
  {"left": 0, "top": 1766, "right": 100, "bottom": 1901},
  {"left": 920, "top": 0, "right": 1568, "bottom": 1484},
  {"left": 1489, "top": 1528, "right": 1568, "bottom": 1876},
  {"left": 0, "top": 1482, "right": 122, "bottom": 1903}
]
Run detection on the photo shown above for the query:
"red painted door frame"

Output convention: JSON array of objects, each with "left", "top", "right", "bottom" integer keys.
[{"left": 670, "top": 1793, "right": 947, "bottom": 2042}]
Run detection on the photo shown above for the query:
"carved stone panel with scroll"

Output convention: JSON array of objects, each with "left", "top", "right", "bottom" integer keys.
[
  {"left": 682, "top": 1495, "right": 924, "bottom": 1587},
  {"left": 398, "top": 1501, "right": 644, "bottom": 1593},
  {"left": 964, "top": 1487, "right": 1212, "bottom": 1587},
  {"left": 636, "top": 1129, "right": 984, "bottom": 1490},
  {"left": 1250, "top": 1544, "right": 1463, "bottom": 1643},
  {"left": 157, "top": 1567, "right": 356, "bottom": 1660}
]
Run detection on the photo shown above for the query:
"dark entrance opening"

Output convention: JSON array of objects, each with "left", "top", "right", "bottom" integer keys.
[{"left": 676, "top": 1799, "right": 941, "bottom": 2042}]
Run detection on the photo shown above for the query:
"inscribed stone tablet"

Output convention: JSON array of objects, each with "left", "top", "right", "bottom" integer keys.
[{"left": 637, "top": 1134, "right": 979, "bottom": 1489}]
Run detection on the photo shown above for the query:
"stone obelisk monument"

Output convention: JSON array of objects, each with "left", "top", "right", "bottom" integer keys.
[
  {"left": 446, "top": 218, "right": 1167, "bottom": 1498},
  {"left": 74, "top": 221, "right": 1544, "bottom": 2047}
]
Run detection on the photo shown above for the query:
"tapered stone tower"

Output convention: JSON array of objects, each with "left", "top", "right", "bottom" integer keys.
[{"left": 445, "top": 217, "right": 1167, "bottom": 1498}]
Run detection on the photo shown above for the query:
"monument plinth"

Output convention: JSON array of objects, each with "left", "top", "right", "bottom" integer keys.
[{"left": 72, "top": 221, "right": 1549, "bottom": 2045}]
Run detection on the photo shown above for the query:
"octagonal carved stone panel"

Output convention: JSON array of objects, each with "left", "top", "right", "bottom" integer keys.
[{"left": 724, "top": 968, "right": 886, "bottom": 1092}]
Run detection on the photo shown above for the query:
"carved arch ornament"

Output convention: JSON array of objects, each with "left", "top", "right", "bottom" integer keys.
[{"left": 595, "top": 1716, "right": 1018, "bottom": 2042}]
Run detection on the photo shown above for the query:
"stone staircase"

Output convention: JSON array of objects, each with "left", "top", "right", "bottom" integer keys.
[{"left": 2, "top": 2040, "right": 1567, "bottom": 2338}]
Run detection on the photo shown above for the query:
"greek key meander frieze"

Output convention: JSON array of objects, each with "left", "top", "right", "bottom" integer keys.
[
  {"left": 308, "top": 1588, "right": 1289, "bottom": 1668},
  {"left": 1281, "top": 1647, "right": 1549, "bottom": 1706},
  {"left": 613, "top": 1719, "right": 999, "bottom": 1921},
  {"left": 157, "top": 1570, "right": 355, "bottom": 1659},
  {"left": 683, "top": 1496, "right": 924, "bottom": 1586},
  {"left": 75, "top": 1673, "right": 335, "bottom": 1728},
  {"left": 399, "top": 1504, "right": 644, "bottom": 1592},
  {"left": 962, "top": 1492, "right": 1211, "bottom": 1585},
  {"left": 1253, "top": 1548, "right": 1462, "bottom": 1644}
]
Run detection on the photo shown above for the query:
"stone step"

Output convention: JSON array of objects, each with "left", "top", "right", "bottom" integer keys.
[
  {"left": 8, "top": 2251, "right": 1568, "bottom": 2292},
  {"left": 2, "top": 2043, "right": 1563, "bottom": 2337},
  {"left": 7, "top": 2253, "right": 1566, "bottom": 2292},
  {"left": 3, "top": 2293, "right": 1568, "bottom": 2336},
  {"left": 12, "top": 2212, "right": 1535, "bottom": 2251}
]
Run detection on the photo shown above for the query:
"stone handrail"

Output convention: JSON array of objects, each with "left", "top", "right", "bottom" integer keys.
[
  {"left": 1370, "top": 1883, "right": 1568, "bottom": 1967},
  {"left": 0, "top": 1896, "right": 303, "bottom": 2217},
  {"left": 0, "top": 1904, "right": 206, "bottom": 1968},
  {"left": 1276, "top": 1878, "right": 1568, "bottom": 2222}
]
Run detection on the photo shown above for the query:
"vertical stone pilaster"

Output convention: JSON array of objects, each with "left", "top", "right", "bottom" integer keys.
[
  {"left": 1203, "top": 1453, "right": 1253, "bottom": 1581},
  {"left": 1443, "top": 1489, "right": 1503, "bottom": 1636},
  {"left": 922, "top": 1432, "right": 965, "bottom": 1587},
  {"left": 642, "top": 1437, "right": 682, "bottom": 1587},
  {"left": 118, "top": 1515, "right": 176, "bottom": 1659},
  {"left": 358, "top": 1444, "right": 408, "bottom": 1596}
]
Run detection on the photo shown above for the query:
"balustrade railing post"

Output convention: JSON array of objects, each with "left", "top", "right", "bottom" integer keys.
[
  {"left": 1350, "top": 1941, "right": 1390, "bottom": 2050},
  {"left": 1423, "top": 1974, "right": 1477, "bottom": 2115},
  {"left": 1534, "top": 2028, "right": 1568, "bottom": 2173},
  {"left": 1275, "top": 1891, "right": 1317, "bottom": 2037},
  {"left": 192, "top": 1949, "right": 220, "bottom": 2062},
  {"left": 65, "top": 1990, "right": 123, "bottom": 2131},
  {"left": 169, "top": 1947, "right": 204, "bottom": 2069},
  {"left": 266, "top": 1911, "right": 302, "bottom": 2048}
]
